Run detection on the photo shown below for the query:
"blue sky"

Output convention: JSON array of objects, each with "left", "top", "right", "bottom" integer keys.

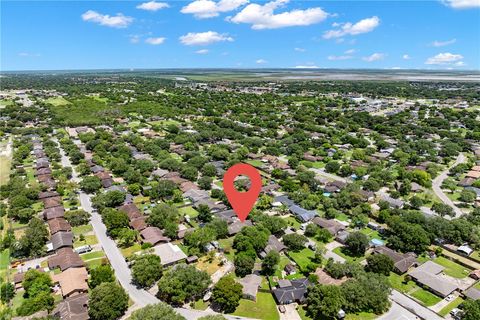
[{"left": 1, "top": 0, "right": 479, "bottom": 71}]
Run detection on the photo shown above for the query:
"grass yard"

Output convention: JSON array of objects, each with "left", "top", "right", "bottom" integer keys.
[
  {"left": 388, "top": 273, "right": 418, "bottom": 293},
  {"left": 346, "top": 312, "right": 377, "bottom": 320},
  {"left": 439, "top": 297, "right": 464, "bottom": 317},
  {"left": 73, "top": 234, "right": 98, "bottom": 248},
  {"left": 11, "top": 290, "right": 26, "bottom": 316},
  {"left": 195, "top": 255, "right": 223, "bottom": 275},
  {"left": 45, "top": 96, "right": 71, "bottom": 106},
  {"left": 335, "top": 213, "right": 350, "bottom": 222},
  {"left": 218, "top": 237, "right": 235, "bottom": 261},
  {"left": 121, "top": 243, "right": 142, "bottom": 258},
  {"left": 359, "top": 228, "right": 380, "bottom": 240},
  {"left": 80, "top": 251, "right": 104, "bottom": 261},
  {"left": 434, "top": 256, "right": 471, "bottom": 278},
  {"left": 332, "top": 247, "right": 366, "bottom": 263},
  {"left": 0, "top": 249, "right": 10, "bottom": 270},
  {"left": 275, "top": 255, "right": 293, "bottom": 278},
  {"left": 72, "top": 224, "right": 93, "bottom": 235},
  {"left": 246, "top": 160, "right": 264, "bottom": 167},
  {"left": 284, "top": 216, "right": 302, "bottom": 230},
  {"left": 288, "top": 248, "right": 315, "bottom": 271},
  {"left": 231, "top": 291, "right": 279, "bottom": 320},
  {"left": 85, "top": 258, "right": 105, "bottom": 269},
  {"left": 0, "top": 140, "right": 12, "bottom": 186},
  {"left": 178, "top": 206, "right": 199, "bottom": 218},
  {"left": 410, "top": 288, "right": 442, "bottom": 306},
  {"left": 193, "top": 299, "right": 209, "bottom": 310}
]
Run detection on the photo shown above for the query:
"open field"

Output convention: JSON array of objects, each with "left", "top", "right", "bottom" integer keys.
[
  {"left": 434, "top": 256, "right": 471, "bottom": 278},
  {"left": 45, "top": 96, "right": 70, "bottom": 106},
  {"left": 0, "top": 139, "right": 12, "bottom": 186}
]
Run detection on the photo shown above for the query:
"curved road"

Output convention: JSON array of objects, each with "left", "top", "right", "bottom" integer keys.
[
  {"left": 57, "top": 139, "right": 253, "bottom": 320},
  {"left": 432, "top": 153, "right": 467, "bottom": 218}
]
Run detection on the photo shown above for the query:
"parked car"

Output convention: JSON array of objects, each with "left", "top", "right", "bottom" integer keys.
[
  {"left": 446, "top": 294, "right": 455, "bottom": 302},
  {"left": 75, "top": 245, "right": 92, "bottom": 254},
  {"left": 278, "top": 305, "right": 286, "bottom": 313}
]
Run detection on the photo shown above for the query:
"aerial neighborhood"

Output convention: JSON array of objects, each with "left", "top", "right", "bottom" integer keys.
[{"left": 0, "top": 74, "right": 480, "bottom": 320}]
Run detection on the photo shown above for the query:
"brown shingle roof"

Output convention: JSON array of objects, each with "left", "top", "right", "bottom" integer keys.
[
  {"left": 53, "top": 267, "right": 88, "bottom": 298},
  {"left": 42, "top": 196, "right": 63, "bottom": 209},
  {"left": 51, "top": 231, "right": 74, "bottom": 250},
  {"left": 43, "top": 206, "right": 65, "bottom": 220},
  {"left": 52, "top": 293, "right": 89, "bottom": 320},
  {"left": 140, "top": 227, "right": 170, "bottom": 245},
  {"left": 130, "top": 216, "right": 147, "bottom": 231},
  {"left": 48, "top": 247, "right": 84, "bottom": 271},
  {"left": 312, "top": 217, "right": 345, "bottom": 235},
  {"left": 48, "top": 218, "right": 71, "bottom": 235},
  {"left": 38, "top": 190, "right": 59, "bottom": 199},
  {"left": 118, "top": 203, "right": 142, "bottom": 220}
]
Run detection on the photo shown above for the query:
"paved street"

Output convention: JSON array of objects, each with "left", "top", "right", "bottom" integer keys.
[
  {"left": 378, "top": 301, "right": 419, "bottom": 320},
  {"left": 432, "top": 153, "right": 466, "bottom": 218},
  {"left": 310, "top": 167, "right": 349, "bottom": 183}
]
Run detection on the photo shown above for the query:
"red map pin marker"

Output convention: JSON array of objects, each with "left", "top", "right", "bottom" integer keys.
[{"left": 223, "top": 163, "right": 262, "bottom": 222}]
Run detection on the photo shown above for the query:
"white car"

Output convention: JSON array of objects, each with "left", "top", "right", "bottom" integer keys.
[{"left": 445, "top": 294, "right": 454, "bottom": 302}]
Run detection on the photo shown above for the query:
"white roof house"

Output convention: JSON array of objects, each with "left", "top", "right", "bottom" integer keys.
[{"left": 153, "top": 243, "right": 187, "bottom": 266}]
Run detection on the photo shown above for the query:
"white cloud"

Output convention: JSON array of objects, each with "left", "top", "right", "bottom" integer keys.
[
  {"left": 362, "top": 53, "right": 385, "bottom": 62},
  {"left": 230, "top": 0, "right": 328, "bottom": 30},
  {"left": 425, "top": 52, "right": 464, "bottom": 65},
  {"left": 179, "top": 31, "right": 233, "bottom": 45},
  {"left": 293, "top": 65, "right": 319, "bottom": 69},
  {"left": 136, "top": 1, "right": 169, "bottom": 11},
  {"left": 196, "top": 49, "right": 210, "bottom": 54},
  {"left": 327, "top": 55, "right": 353, "bottom": 61},
  {"left": 344, "top": 49, "right": 356, "bottom": 54},
  {"left": 323, "top": 16, "right": 380, "bottom": 39},
  {"left": 145, "top": 37, "right": 166, "bottom": 45},
  {"left": 181, "top": 0, "right": 248, "bottom": 19},
  {"left": 402, "top": 54, "right": 411, "bottom": 60},
  {"left": 81, "top": 10, "right": 133, "bottom": 28},
  {"left": 431, "top": 38, "right": 457, "bottom": 47},
  {"left": 18, "top": 52, "right": 40, "bottom": 57},
  {"left": 294, "top": 47, "right": 306, "bottom": 52},
  {"left": 256, "top": 59, "right": 268, "bottom": 64},
  {"left": 443, "top": 0, "right": 480, "bottom": 9}
]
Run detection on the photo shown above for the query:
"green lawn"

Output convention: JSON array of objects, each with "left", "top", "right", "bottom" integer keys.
[
  {"left": 411, "top": 288, "right": 442, "bottom": 306},
  {"left": 45, "top": 96, "right": 71, "bottom": 106},
  {"left": 72, "top": 224, "right": 93, "bottom": 235},
  {"left": 231, "top": 291, "right": 279, "bottom": 320},
  {"left": 85, "top": 258, "right": 105, "bottom": 269},
  {"left": 332, "top": 247, "right": 366, "bottom": 263},
  {"left": 80, "top": 251, "right": 104, "bottom": 261},
  {"left": 246, "top": 160, "right": 264, "bottom": 167},
  {"left": 288, "top": 248, "right": 315, "bottom": 271},
  {"left": 218, "top": 237, "right": 235, "bottom": 261},
  {"left": 0, "top": 249, "right": 10, "bottom": 270},
  {"left": 439, "top": 297, "right": 464, "bottom": 317},
  {"left": 346, "top": 312, "right": 377, "bottom": 320},
  {"left": 285, "top": 216, "right": 302, "bottom": 230},
  {"left": 434, "top": 256, "right": 471, "bottom": 278},
  {"left": 11, "top": 290, "right": 26, "bottom": 316},
  {"left": 73, "top": 234, "right": 98, "bottom": 248},
  {"left": 121, "top": 243, "right": 142, "bottom": 258},
  {"left": 335, "top": 213, "right": 350, "bottom": 222},
  {"left": 388, "top": 273, "right": 418, "bottom": 293},
  {"left": 192, "top": 299, "right": 209, "bottom": 310},
  {"left": 359, "top": 228, "right": 380, "bottom": 240},
  {"left": 178, "top": 206, "right": 199, "bottom": 218}
]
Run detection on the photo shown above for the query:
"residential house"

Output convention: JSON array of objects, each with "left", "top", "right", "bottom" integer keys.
[
  {"left": 408, "top": 261, "right": 459, "bottom": 297},
  {"left": 140, "top": 227, "right": 170, "bottom": 246},
  {"left": 238, "top": 274, "right": 262, "bottom": 301},
  {"left": 43, "top": 206, "right": 65, "bottom": 220},
  {"left": 130, "top": 216, "right": 148, "bottom": 231},
  {"left": 53, "top": 267, "right": 89, "bottom": 298},
  {"left": 289, "top": 205, "right": 317, "bottom": 222},
  {"left": 260, "top": 235, "right": 287, "bottom": 258},
  {"left": 51, "top": 293, "right": 89, "bottom": 320},
  {"left": 48, "top": 247, "right": 84, "bottom": 271},
  {"left": 42, "top": 196, "right": 63, "bottom": 209},
  {"left": 272, "top": 278, "right": 312, "bottom": 305},
  {"left": 51, "top": 231, "right": 74, "bottom": 251},
  {"left": 312, "top": 217, "right": 345, "bottom": 236},
  {"left": 372, "top": 246, "right": 417, "bottom": 274},
  {"left": 153, "top": 242, "right": 187, "bottom": 266},
  {"left": 47, "top": 218, "right": 72, "bottom": 235},
  {"left": 117, "top": 203, "right": 142, "bottom": 221},
  {"left": 464, "top": 287, "right": 480, "bottom": 301},
  {"left": 227, "top": 220, "right": 253, "bottom": 236}
]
